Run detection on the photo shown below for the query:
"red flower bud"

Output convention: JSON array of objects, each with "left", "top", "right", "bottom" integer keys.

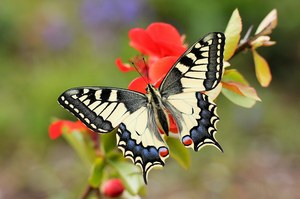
[{"left": 102, "top": 179, "right": 124, "bottom": 198}]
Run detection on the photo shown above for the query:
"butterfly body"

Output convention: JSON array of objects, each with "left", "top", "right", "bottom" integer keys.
[
  {"left": 146, "top": 84, "right": 170, "bottom": 136},
  {"left": 58, "top": 32, "right": 225, "bottom": 184}
]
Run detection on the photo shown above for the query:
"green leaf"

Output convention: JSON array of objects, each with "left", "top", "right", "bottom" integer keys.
[
  {"left": 224, "top": 9, "right": 242, "bottom": 61},
  {"left": 88, "top": 157, "right": 105, "bottom": 188},
  {"left": 108, "top": 160, "right": 144, "bottom": 195},
  {"left": 62, "top": 130, "right": 96, "bottom": 166},
  {"left": 221, "top": 83, "right": 259, "bottom": 108},
  {"left": 252, "top": 49, "right": 272, "bottom": 87},
  {"left": 166, "top": 137, "right": 190, "bottom": 169},
  {"left": 222, "top": 69, "right": 249, "bottom": 85},
  {"left": 255, "top": 9, "right": 278, "bottom": 35},
  {"left": 101, "top": 128, "right": 117, "bottom": 154},
  {"left": 222, "top": 87, "right": 256, "bottom": 108}
]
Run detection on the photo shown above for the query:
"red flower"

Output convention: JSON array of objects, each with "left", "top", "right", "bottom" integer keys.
[
  {"left": 101, "top": 179, "right": 125, "bottom": 198},
  {"left": 116, "top": 22, "right": 187, "bottom": 87},
  {"left": 48, "top": 120, "right": 89, "bottom": 139},
  {"left": 116, "top": 22, "right": 187, "bottom": 133}
]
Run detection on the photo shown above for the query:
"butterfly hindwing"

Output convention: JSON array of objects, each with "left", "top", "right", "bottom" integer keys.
[
  {"left": 116, "top": 105, "right": 169, "bottom": 184},
  {"left": 160, "top": 32, "right": 225, "bottom": 97},
  {"left": 160, "top": 32, "right": 225, "bottom": 152},
  {"left": 58, "top": 32, "right": 225, "bottom": 184},
  {"left": 164, "top": 92, "right": 222, "bottom": 151},
  {"left": 58, "top": 87, "right": 169, "bottom": 183}
]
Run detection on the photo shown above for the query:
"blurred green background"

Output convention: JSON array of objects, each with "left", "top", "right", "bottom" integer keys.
[{"left": 1, "top": 0, "right": 300, "bottom": 198}]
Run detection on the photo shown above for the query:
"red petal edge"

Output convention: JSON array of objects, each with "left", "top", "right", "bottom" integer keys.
[
  {"left": 128, "top": 77, "right": 148, "bottom": 94},
  {"left": 116, "top": 58, "right": 134, "bottom": 72}
]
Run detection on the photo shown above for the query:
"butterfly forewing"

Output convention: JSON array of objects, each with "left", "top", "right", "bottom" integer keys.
[
  {"left": 58, "top": 32, "right": 225, "bottom": 184},
  {"left": 160, "top": 32, "right": 225, "bottom": 152},
  {"left": 58, "top": 87, "right": 169, "bottom": 183},
  {"left": 160, "top": 32, "right": 225, "bottom": 98},
  {"left": 58, "top": 87, "right": 148, "bottom": 132}
]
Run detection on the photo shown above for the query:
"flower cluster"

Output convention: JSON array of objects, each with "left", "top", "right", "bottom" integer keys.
[
  {"left": 116, "top": 22, "right": 187, "bottom": 93},
  {"left": 50, "top": 8, "right": 277, "bottom": 199},
  {"left": 117, "top": 22, "right": 190, "bottom": 133}
]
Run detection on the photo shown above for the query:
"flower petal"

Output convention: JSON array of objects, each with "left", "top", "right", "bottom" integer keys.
[
  {"left": 169, "top": 115, "right": 178, "bottom": 133},
  {"left": 115, "top": 58, "right": 134, "bottom": 72},
  {"left": 146, "top": 22, "right": 183, "bottom": 48},
  {"left": 48, "top": 120, "right": 88, "bottom": 140},
  {"left": 148, "top": 56, "right": 178, "bottom": 83},
  {"left": 129, "top": 28, "right": 159, "bottom": 55},
  {"left": 147, "top": 22, "right": 186, "bottom": 57},
  {"left": 128, "top": 77, "right": 148, "bottom": 93},
  {"left": 49, "top": 120, "right": 66, "bottom": 139}
]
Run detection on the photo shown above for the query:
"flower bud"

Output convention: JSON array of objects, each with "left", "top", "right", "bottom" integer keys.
[{"left": 102, "top": 179, "right": 124, "bottom": 198}]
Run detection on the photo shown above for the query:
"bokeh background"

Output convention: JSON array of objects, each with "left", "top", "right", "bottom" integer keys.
[{"left": 1, "top": 0, "right": 300, "bottom": 198}]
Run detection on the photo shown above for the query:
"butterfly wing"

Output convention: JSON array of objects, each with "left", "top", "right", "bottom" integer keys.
[
  {"left": 58, "top": 87, "right": 169, "bottom": 183},
  {"left": 164, "top": 92, "right": 222, "bottom": 151},
  {"left": 117, "top": 105, "right": 169, "bottom": 184},
  {"left": 160, "top": 32, "right": 225, "bottom": 97},
  {"left": 159, "top": 32, "right": 225, "bottom": 151}
]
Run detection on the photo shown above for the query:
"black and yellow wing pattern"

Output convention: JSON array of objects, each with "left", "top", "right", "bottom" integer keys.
[{"left": 58, "top": 32, "right": 225, "bottom": 184}]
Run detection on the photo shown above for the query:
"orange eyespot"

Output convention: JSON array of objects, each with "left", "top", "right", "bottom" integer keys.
[
  {"left": 182, "top": 135, "right": 193, "bottom": 146},
  {"left": 159, "top": 147, "right": 169, "bottom": 157}
]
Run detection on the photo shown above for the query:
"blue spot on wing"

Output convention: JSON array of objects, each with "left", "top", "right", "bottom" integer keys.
[
  {"left": 189, "top": 92, "right": 222, "bottom": 151},
  {"left": 117, "top": 123, "right": 165, "bottom": 184}
]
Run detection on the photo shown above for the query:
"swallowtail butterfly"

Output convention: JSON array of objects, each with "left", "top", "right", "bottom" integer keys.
[{"left": 58, "top": 32, "right": 225, "bottom": 184}]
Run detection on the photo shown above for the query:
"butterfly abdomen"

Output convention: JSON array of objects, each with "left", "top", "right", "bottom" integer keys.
[{"left": 146, "top": 84, "right": 170, "bottom": 135}]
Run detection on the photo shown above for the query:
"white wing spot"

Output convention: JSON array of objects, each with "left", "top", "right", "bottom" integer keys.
[
  {"left": 71, "top": 95, "right": 78, "bottom": 99},
  {"left": 88, "top": 101, "right": 101, "bottom": 110},
  {"left": 195, "top": 43, "right": 201, "bottom": 48},
  {"left": 79, "top": 95, "right": 88, "bottom": 102},
  {"left": 95, "top": 90, "right": 102, "bottom": 100},
  {"left": 79, "top": 113, "right": 84, "bottom": 118},
  {"left": 74, "top": 108, "right": 79, "bottom": 113},
  {"left": 108, "top": 90, "right": 118, "bottom": 101},
  {"left": 69, "top": 104, "right": 74, "bottom": 109},
  {"left": 84, "top": 118, "right": 90, "bottom": 124},
  {"left": 201, "top": 46, "right": 209, "bottom": 51},
  {"left": 187, "top": 53, "right": 197, "bottom": 62},
  {"left": 64, "top": 100, "right": 69, "bottom": 105},
  {"left": 195, "top": 58, "right": 208, "bottom": 65},
  {"left": 177, "top": 63, "right": 189, "bottom": 73},
  {"left": 83, "top": 89, "right": 89, "bottom": 94},
  {"left": 61, "top": 96, "right": 65, "bottom": 101},
  {"left": 91, "top": 124, "right": 96, "bottom": 129},
  {"left": 207, "top": 40, "right": 213, "bottom": 45},
  {"left": 83, "top": 99, "right": 90, "bottom": 106},
  {"left": 201, "top": 51, "right": 208, "bottom": 57}
]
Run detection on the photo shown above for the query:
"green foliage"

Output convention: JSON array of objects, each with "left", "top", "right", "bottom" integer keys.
[
  {"left": 3, "top": 0, "right": 298, "bottom": 198},
  {"left": 88, "top": 158, "right": 105, "bottom": 188},
  {"left": 221, "top": 9, "right": 277, "bottom": 108},
  {"left": 167, "top": 137, "right": 191, "bottom": 169},
  {"left": 108, "top": 160, "right": 144, "bottom": 195},
  {"left": 62, "top": 130, "right": 96, "bottom": 167},
  {"left": 224, "top": 9, "right": 242, "bottom": 61}
]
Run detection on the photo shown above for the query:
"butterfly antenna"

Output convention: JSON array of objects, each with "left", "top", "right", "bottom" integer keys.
[
  {"left": 142, "top": 57, "right": 150, "bottom": 82},
  {"left": 130, "top": 57, "right": 148, "bottom": 84}
]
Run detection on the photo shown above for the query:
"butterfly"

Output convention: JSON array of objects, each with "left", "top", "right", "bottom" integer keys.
[{"left": 58, "top": 32, "right": 225, "bottom": 184}]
